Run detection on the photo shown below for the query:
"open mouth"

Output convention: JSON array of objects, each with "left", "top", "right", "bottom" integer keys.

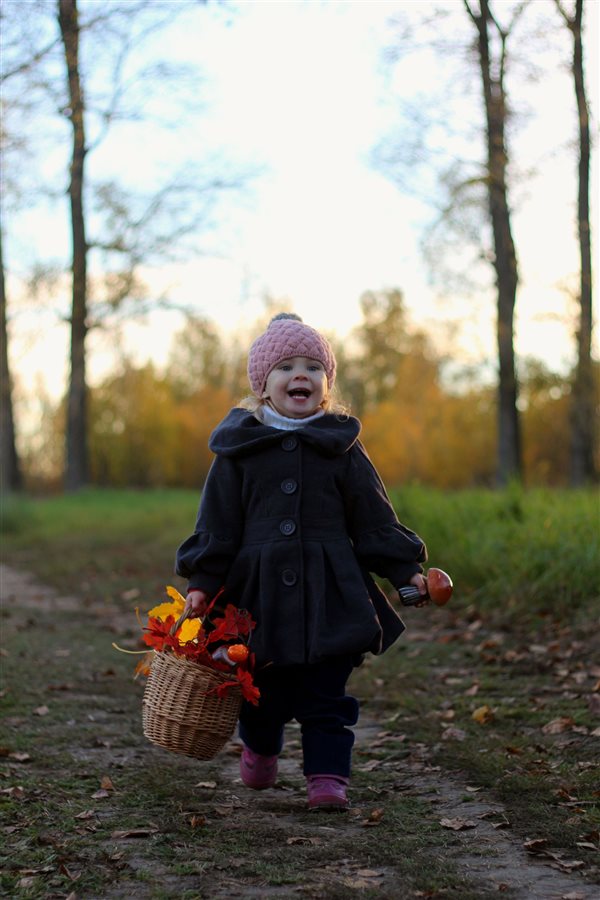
[{"left": 288, "top": 388, "right": 311, "bottom": 398}]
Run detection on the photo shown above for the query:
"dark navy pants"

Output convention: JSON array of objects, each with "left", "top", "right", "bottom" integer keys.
[{"left": 238, "top": 656, "right": 359, "bottom": 777}]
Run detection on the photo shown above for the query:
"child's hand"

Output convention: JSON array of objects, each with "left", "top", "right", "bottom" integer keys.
[
  {"left": 409, "top": 573, "right": 430, "bottom": 607},
  {"left": 184, "top": 589, "right": 209, "bottom": 618}
]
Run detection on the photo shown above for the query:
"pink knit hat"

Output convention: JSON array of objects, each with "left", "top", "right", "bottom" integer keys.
[{"left": 247, "top": 313, "right": 337, "bottom": 396}]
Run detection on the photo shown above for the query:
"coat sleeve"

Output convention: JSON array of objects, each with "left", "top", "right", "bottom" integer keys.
[
  {"left": 175, "top": 455, "right": 244, "bottom": 596},
  {"left": 343, "top": 441, "right": 427, "bottom": 587}
]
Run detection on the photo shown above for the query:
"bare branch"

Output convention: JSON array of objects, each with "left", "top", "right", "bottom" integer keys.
[
  {"left": 553, "top": 0, "right": 573, "bottom": 27},
  {"left": 0, "top": 36, "right": 61, "bottom": 83},
  {"left": 463, "top": 0, "right": 479, "bottom": 25}
]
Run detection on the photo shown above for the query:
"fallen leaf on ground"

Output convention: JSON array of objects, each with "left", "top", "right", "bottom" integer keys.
[
  {"left": 440, "top": 817, "right": 477, "bottom": 830},
  {"left": 542, "top": 717, "right": 575, "bottom": 734},
  {"left": 359, "top": 759, "right": 383, "bottom": 771},
  {"left": 91, "top": 789, "right": 110, "bottom": 800},
  {"left": 213, "top": 804, "right": 234, "bottom": 817},
  {"left": 33, "top": 706, "right": 49, "bottom": 716},
  {"left": 1, "top": 786, "right": 24, "bottom": 800},
  {"left": 189, "top": 815, "right": 207, "bottom": 828},
  {"left": 286, "top": 836, "right": 322, "bottom": 845},
  {"left": 195, "top": 781, "right": 217, "bottom": 789},
  {"left": 100, "top": 775, "right": 115, "bottom": 791},
  {"left": 8, "top": 752, "right": 31, "bottom": 762},
  {"left": 111, "top": 827, "right": 159, "bottom": 839},
  {"left": 523, "top": 838, "right": 548, "bottom": 853},
  {"left": 58, "top": 863, "right": 80, "bottom": 881},
  {"left": 74, "top": 810, "right": 96, "bottom": 820},
  {"left": 441, "top": 726, "right": 467, "bottom": 742},
  {"left": 361, "top": 807, "right": 385, "bottom": 826},
  {"left": 552, "top": 860, "right": 585, "bottom": 873},
  {"left": 472, "top": 705, "right": 494, "bottom": 724}
]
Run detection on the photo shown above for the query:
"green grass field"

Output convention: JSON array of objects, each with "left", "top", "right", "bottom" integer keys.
[{"left": 3, "top": 485, "right": 598, "bottom": 620}]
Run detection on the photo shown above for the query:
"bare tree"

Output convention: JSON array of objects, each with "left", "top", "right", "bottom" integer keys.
[
  {"left": 51, "top": 0, "right": 249, "bottom": 490},
  {"left": 379, "top": 2, "right": 528, "bottom": 484},
  {"left": 554, "top": 0, "right": 595, "bottom": 484},
  {"left": 0, "top": 225, "right": 22, "bottom": 491},
  {"left": 58, "top": 0, "right": 89, "bottom": 490},
  {"left": 464, "top": 0, "right": 525, "bottom": 485}
]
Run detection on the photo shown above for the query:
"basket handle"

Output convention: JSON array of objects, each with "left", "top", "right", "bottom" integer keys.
[
  {"left": 171, "top": 607, "right": 195, "bottom": 635},
  {"left": 170, "top": 587, "right": 224, "bottom": 636}
]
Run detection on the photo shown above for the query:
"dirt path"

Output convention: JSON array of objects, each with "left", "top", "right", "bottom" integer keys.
[{"left": 1, "top": 564, "right": 597, "bottom": 899}]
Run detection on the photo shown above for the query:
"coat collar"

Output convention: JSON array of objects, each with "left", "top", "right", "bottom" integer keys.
[{"left": 209, "top": 408, "right": 361, "bottom": 458}]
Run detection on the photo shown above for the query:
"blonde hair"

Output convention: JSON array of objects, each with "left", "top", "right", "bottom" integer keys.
[{"left": 238, "top": 390, "right": 349, "bottom": 419}]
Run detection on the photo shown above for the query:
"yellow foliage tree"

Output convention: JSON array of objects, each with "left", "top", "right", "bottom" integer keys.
[
  {"left": 89, "top": 363, "right": 234, "bottom": 487},
  {"left": 361, "top": 338, "right": 496, "bottom": 488}
]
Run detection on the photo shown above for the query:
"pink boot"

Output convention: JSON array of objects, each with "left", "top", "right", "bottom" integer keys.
[
  {"left": 240, "top": 745, "right": 278, "bottom": 789},
  {"left": 306, "top": 775, "right": 349, "bottom": 810}
]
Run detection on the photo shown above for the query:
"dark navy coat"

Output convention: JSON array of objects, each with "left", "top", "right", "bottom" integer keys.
[{"left": 175, "top": 408, "right": 427, "bottom": 667}]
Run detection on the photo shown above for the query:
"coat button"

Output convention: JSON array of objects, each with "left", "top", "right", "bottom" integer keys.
[
  {"left": 281, "top": 436, "right": 298, "bottom": 451},
  {"left": 281, "top": 478, "right": 297, "bottom": 494},
  {"left": 282, "top": 569, "right": 297, "bottom": 586},
  {"left": 279, "top": 519, "right": 296, "bottom": 536}
]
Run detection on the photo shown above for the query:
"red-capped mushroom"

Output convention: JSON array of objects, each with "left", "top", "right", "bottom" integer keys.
[{"left": 426, "top": 568, "right": 453, "bottom": 606}]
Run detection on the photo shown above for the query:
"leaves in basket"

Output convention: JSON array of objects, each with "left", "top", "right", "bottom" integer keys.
[
  {"left": 209, "top": 605, "right": 254, "bottom": 643},
  {"left": 215, "top": 668, "right": 261, "bottom": 706},
  {"left": 122, "top": 587, "right": 261, "bottom": 704}
]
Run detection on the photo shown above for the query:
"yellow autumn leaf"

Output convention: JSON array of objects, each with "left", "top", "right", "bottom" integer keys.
[
  {"left": 147, "top": 599, "right": 184, "bottom": 621},
  {"left": 472, "top": 705, "right": 494, "bottom": 725},
  {"left": 166, "top": 585, "right": 187, "bottom": 606},
  {"left": 178, "top": 618, "right": 201, "bottom": 643}
]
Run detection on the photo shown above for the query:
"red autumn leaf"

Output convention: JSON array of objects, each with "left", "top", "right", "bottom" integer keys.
[
  {"left": 236, "top": 668, "right": 260, "bottom": 705},
  {"left": 208, "top": 605, "right": 255, "bottom": 644},
  {"left": 142, "top": 616, "right": 176, "bottom": 651}
]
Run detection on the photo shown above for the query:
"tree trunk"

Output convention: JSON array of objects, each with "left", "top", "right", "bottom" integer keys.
[
  {"left": 0, "top": 225, "right": 23, "bottom": 492},
  {"left": 568, "top": 0, "right": 595, "bottom": 484},
  {"left": 58, "top": 0, "right": 88, "bottom": 491},
  {"left": 471, "top": 0, "right": 522, "bottom": 485}
]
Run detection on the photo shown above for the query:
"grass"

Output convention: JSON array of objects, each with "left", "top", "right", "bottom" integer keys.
[
  {"left": 1, "top": 486, "right": 599, "bottom": 896},
  {"left": 3, "top": 484, "right": 598, "bottom": 617},
  {"left": 388, "top": 483, "right": 599, "bottom": 620}
]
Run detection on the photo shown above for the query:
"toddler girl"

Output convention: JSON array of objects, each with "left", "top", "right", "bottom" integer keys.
[{"left": 176, "top": 313, "right": 428, "bottom": 810}]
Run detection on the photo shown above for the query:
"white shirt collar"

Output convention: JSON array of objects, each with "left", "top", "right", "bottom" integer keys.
[{"left": 260, "top": 404, "right": 325, "bottom": 431}]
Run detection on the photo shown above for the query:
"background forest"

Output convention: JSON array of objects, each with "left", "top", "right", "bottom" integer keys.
[
  {"left": 1, "top": 0, "right": 597, "bottom": 493},
  {"left": 26, "top": 290, "right": 598, "bottom": 490}
]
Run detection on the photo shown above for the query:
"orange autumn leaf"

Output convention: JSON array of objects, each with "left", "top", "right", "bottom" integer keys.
[{"left": 134, "top": 652, "right": 153, "bottom": 679}]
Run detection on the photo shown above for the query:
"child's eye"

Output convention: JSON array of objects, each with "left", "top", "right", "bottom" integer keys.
[
  {"left": 279, "top": 364, "right": 292, "bottom": 371},
  {"left": 308, "top": 364, "right": 322, "bottom": 372}
]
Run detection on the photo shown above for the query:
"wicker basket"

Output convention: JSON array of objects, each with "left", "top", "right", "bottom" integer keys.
[{"left": 142, "top": 651, "right": 242, "bottom": 760}]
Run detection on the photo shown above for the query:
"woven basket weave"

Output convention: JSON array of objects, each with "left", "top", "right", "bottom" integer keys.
[{"left": 142, "top": 651, "right": 242, "bottom": 760}]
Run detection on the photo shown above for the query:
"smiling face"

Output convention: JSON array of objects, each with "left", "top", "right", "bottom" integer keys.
[{"left": 262, "top": 356, "right": 327, "bottom": 418}]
